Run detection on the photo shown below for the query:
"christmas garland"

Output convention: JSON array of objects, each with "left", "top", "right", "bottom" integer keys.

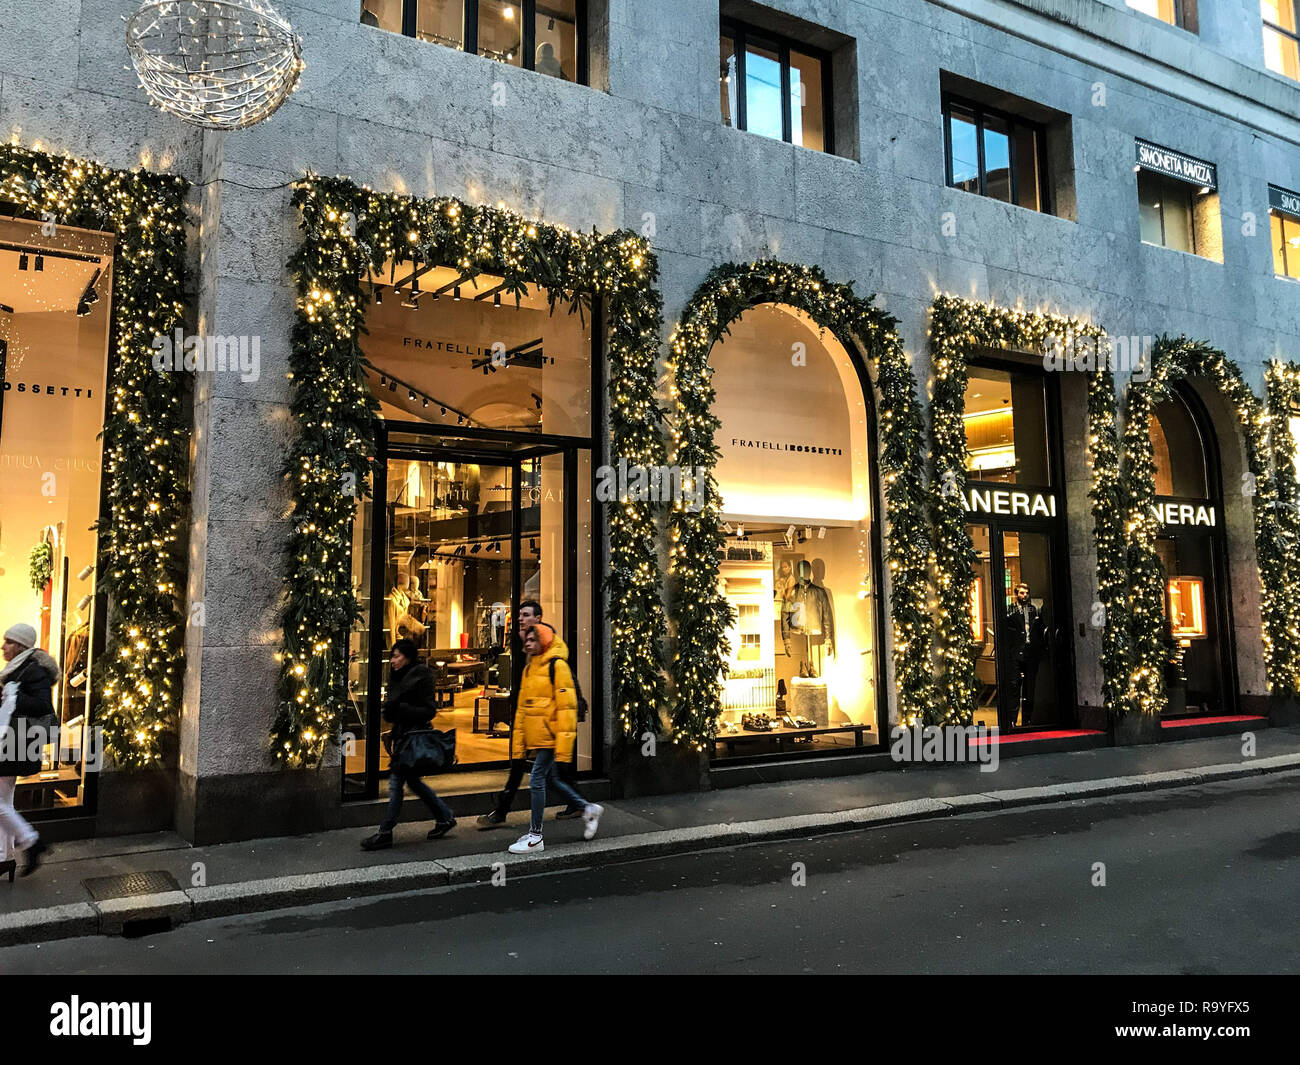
[
  {"left": 667, "top": 261, "right": 934, "bottom": 745},
  {"left": 1265, "top": 361, "right": 1300, "bottom": 696},
  {"left": 1121, "top": 338, "right": 1289, "bottom": 711},
  {"left": 28, "top": 542, "right": 54, "bottom": 592},
  {"left": 928, "top": 297, "right": 1126, "bottom": 722},
  {"left": 0, "top": 143, "right": 190, "bottom": 766},
  {"left": 279, "top": 175, "right": 667, "bottom": 766}
]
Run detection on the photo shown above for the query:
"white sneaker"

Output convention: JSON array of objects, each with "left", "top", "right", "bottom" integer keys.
[
  {"left": 507, "top": 832, "right": 544, "bottom": 855},
  {"left": 582, "top": 804, "right": 603, "bottom": 840}
]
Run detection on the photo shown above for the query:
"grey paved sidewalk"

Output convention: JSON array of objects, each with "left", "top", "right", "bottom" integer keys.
[{"left": 2, "top": 726, "right": 1298, "bottom": 945}]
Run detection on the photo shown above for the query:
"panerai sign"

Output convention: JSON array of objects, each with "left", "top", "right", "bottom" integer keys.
[
  {"left": 1135, "top": 139, "right": 1217, "bottom": 190},
  {"left": 963, "top": 487, "right": 1057, "bottom": 518},
  {"left": 1270, "top": 184, "right": 1300, "bottom": 220},
  {"left": 1155, "top": 500, "right": 1217, "bottom": 528}
]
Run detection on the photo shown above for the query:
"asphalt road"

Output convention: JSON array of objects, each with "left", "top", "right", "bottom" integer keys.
[{"left": 5, "top": 773, "right": 1299, "bottom": 975}]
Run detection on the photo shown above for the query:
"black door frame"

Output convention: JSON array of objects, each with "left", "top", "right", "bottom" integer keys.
[{"left": 352, "top": 420, "right": 598, "bottom": 800}]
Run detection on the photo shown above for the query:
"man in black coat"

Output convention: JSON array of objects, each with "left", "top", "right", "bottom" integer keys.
[
  {"left": 1, "top": 622, "right": 57, "bottom": 875},
  {"left": 360, "top": 638, "right": 457, "bottom": 850},
  {"left": 1001, "top": 583, "right": 1047, "bottom": 730}
]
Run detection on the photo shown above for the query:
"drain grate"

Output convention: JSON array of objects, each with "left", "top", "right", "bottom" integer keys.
[{"left": 83, "top": 869, "right": 180, "bottom": 901}]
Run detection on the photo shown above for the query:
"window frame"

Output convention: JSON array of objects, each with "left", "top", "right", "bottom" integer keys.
[
  {"left": 372, "top": 0, "right": 589, "bottom": 84},
  {"left": 1125, "top": 0, "right": 1187, "bottom": 29},
  {"left": 720, "top": 17, "right": 835, "bottom": 155},
  {"left": 1137, "top": 169, "right": 1198, "bottom": 255},
  {"left": 941, "top": 93, "right": 1051, "bottom": 214},
  {"left": 1275, "top": 210, "right": 1300, "bottom": 279},
  {"left": 1263, "top": 0, "right": 1300, "bottom": 79}
]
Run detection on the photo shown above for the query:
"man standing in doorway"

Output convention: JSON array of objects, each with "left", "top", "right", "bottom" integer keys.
[{"left": 1003, "top": 582, "right": 1046, "bottom": 730}]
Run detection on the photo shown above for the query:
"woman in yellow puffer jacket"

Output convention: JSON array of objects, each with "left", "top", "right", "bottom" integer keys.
[{"left": 506, "top": 622, "right": 603, "bottom": 855}]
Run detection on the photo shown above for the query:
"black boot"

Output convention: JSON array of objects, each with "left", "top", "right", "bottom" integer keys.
[
  {"left": 360, "top": 831, "right": 393, "bottom": 851},
  {"left": 19, "top": 838, "right": 47, "bottom": 877}
]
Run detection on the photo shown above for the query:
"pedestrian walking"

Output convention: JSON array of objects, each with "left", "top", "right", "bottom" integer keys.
[
  {"left": 361, "top": 638, "right": 456, "bottom": 850},
  {"left": 0, "top": 623, "right": 57, "bottom": 876},
  {"left": 507, "top": 622, "right": 602, "bottom": 855}
]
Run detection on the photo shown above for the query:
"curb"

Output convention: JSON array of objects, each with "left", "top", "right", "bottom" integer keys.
[{"left": 3, "top": 755, "right": 1298, "bottom": 947}]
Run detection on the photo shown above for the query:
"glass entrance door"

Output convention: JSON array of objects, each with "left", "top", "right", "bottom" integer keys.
[
  {"left": 346, "top": 426, "right": 594, "bottom": 799},
  {"left": 967, "top": 523, "right": 1068, "bottom": 732}
]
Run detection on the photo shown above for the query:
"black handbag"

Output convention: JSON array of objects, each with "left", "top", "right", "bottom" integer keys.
[{"left": 393, "top": 728, "right": 457, "bottom": 775}]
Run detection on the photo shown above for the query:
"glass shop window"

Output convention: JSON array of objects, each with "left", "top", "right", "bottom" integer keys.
[
  {"left": 361, "top": 0, "right": 584, "bottom": 83},
  {"left": 719, "top": 18, "right": 831, "bottom": 154},
  {"left": 1138, "top": 170, "right": 1196, "bottom": 253},
  {"left": 1272, "top": 209, "right": 1300, "bottom": 280},
  {"left": 1263, "top": 0, "right": 1300, "bottom": 80},
  {"left": 962, "top": 366, "right": 1052, "bottom": 485},
  {"left": 1149, "top": 394, "right": 1210, "bottom": 499}
]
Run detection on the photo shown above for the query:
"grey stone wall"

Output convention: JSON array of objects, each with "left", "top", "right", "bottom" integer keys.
[{"left": 3, "top": 0, "right": 1298, "bottom": 829}]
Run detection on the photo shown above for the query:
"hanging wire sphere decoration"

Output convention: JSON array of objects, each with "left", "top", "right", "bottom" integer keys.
[{"left": 126, "top": 0, "right": 305, "bottom": 131}]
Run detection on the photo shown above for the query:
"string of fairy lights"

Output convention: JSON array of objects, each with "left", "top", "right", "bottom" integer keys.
[
  {"left": 1264, "top": 359, "right": 1300, "bottom": 697},
  {"left": 278, "top": 175, "right": 667, "bottom": 766},
  {"left": 667, "top": 261, "right": 934, "bottom": 747},
  {"left": 0, "top": 143, "right": 190, "bottom": 767}
]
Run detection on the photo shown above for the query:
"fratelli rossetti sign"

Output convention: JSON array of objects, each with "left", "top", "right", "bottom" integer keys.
[
  {"left": 1135, "top": 139, "right": 1216, "bottom": 190},
  {"left": 729, "top": 437, "right": 845, "bottom": 456}
]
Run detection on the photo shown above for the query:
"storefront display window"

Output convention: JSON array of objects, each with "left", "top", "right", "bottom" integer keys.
[
  {"left": 707, "top": 304, "right": 880, "bottom": 759},
  {"left": 346, "top": 262, "right": 596, "bottom": 798},
  {"left": 0, "top": 217, "right": 114, "bottom": 812},
  {"left": 1148, "top": 388, "right": 1233, "bottom": 715}
]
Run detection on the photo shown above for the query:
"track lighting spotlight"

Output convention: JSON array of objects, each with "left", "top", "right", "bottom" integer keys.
[
  {"left": 18, "top": 252, "right": 28, "bottom": 270},
  {"left": 34, "top": 254, "right": 43, "bottom": 271},
  {"left": 453, "top": 286, "right": 461, "bottom": 301}
]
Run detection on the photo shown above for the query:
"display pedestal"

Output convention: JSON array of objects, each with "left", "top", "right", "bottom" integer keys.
[{"left": 791, "top": 678, "right": 829, "bottom": 727}]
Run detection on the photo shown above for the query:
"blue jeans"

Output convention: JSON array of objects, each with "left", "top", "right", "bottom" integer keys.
[
  {"left": 379, "top": 766, "right": 454, "bottom": 833},
  {"left": 528, "top": 748, "right": 588, "bottom": 834}
]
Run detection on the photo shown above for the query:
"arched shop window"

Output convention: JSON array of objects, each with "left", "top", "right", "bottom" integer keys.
[
  {"left": 343, "top": 263, "right": 599, "bottom": 799},
  {"left": 0, "top": 217, "right": 115, "bottom": 814},
  {"left": 1148, "top": 386, "right": 1235, "bottom": 716},
  {"left": 961, "top": 360, "right": 1073, "bottom": 734},
  {"left": 707, "top": 304, "right": 884, "bottom": 760}
]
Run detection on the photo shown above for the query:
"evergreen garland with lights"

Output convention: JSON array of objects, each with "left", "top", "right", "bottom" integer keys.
[
  {"left": 928, "top": 297, "right": 1126, "bottom": 722},
  {"left": 279, "top": 175, "right": 667, "bottom": 766},
  {"left": 1265, "top": 360, "right": 1300, "bottom": 696},
  {"left": 1121, "top": 339, "right": 1292, "bottom": 713},
  {"left": 667, "top": 261, "right": 934, "bottom": 745},
  {"left": 0, "top": 143, "right": 190, "bottom": 766}
]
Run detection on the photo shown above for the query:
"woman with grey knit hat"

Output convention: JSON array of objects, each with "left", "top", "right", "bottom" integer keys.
[{"left": 1, "top": 622, "right": 58, "bottom": 876}]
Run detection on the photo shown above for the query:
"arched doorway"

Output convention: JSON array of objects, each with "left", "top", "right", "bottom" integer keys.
[
  {"left": 1147, "top": 384, "right": 1237, "bottom": 716},
  {"left": 701, "top": 303, "right": 886, "bottom": 760}
]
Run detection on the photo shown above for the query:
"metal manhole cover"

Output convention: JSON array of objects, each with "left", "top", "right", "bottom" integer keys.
[{"left": 83, "top": 870, "right": 180, "bottom": 901}]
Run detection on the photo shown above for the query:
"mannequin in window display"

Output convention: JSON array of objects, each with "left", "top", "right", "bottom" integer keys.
[
  {"left": 774, "top": 559, "right": 795, "bottom": 607},
  {"left": 1001, "top": 582, "right": 1046, "bottom": 730},
  {"left": 781, "top": 560, "right": 835, "bottom": 678},
  {"left": 387, "top": 569, "right": 427, "bottom": 646}
]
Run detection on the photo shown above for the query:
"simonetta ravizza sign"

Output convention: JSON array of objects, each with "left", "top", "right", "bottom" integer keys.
[
  {"left": 1269, "top": 184, "right": 1300, "bottom": 219},
  {"left": 1135, "top": 139, "right": 1217, "bottom": 190}
]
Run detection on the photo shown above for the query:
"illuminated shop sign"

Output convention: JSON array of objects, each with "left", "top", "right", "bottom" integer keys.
[
  {"left": 1135, "top": 139, "right": 1216, "bottom": 190},
  {"left": 963, "top": 486, "right": 1057, "bottom": 518},
  {"left": 1154, "top": 500, "right": 1216, "bottom": 528},
  {"left": 1270, "top": 184, "right": 1300, "bottom": 219}
]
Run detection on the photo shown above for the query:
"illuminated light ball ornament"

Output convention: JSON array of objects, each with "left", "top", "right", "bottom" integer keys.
[{"left": 126, "top": 0, "right": 304, "bottom": 131}]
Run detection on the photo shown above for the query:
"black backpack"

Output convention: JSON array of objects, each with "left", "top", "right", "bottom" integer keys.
[{"left": 549, "top": 657, "right": 589, "bottom": 723}]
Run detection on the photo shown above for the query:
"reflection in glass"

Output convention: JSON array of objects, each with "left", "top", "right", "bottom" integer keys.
[
  {"left": 1149, "top": 394, "right": 1209, "bottom": 499},
  {"left": 1273, "top": 211, "right": 1300, "bottom": 278},
  {"left": 982, "top": 113, "right": 1012, "bottom": 203},
  {"left": 1155, "top": 536, "right": 1224, "bottom": 714},
  {"left": 416, "top": 0, "right": 464, "bottom": 46},
  {"left": 720, "top": 34, "right": 737, "bottom": 126},
  {"left": 744, "top": 40, "right": 783, "bottom": 142},
  {"left": 361, "top": 0, "right": 403, "bottom": 32},
  {"left": 948, "top": 104, "right": 979, "bottom": 193},
  {"left": 1138, "top": 170, "right": 1195, "bottom": 253},
  {"left": 963, "top": 366, "right": 1050, "bottom": 485}
]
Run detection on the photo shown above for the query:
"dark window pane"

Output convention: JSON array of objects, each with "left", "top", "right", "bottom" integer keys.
[
  {"left": 962, "top": 367, "right": 1050, "bottom": 486},
  {"left": 361, "top": 0, "right": 403, "bottom": 32},
  {"left": 1013, "top": 124, "right": 1041, "bottom": 211},
  {"left": 983, "top": 114, "right": 1012, "bottom": 203},
  {"left": 416, "top": 0, "right": 464, "bottom": 47},
  {"left": 1137, "top": 169, "right": 1164, "bottom": 246},
  {"left": 789, "top": 50, "right": 824, "bottom": 151},
  {"left": 948, "top": 104, "right": 979, "bottom": 193},
  {"left": 478, "top": 0, "right": 522, "bottom": 66},
  {"left": 744, "top": 40, "right": 783, "bottom": 142},
  {"left": 534, "top": 0, "right": 578, "bottom": 79},
  {"left": 721, "top": 34, "right": 737, "bottom": 127},
  {"left": 1150, "top": 395, "right": 1209, "bottom": 499}
]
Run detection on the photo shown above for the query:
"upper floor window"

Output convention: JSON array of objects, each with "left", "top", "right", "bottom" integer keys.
[
  {"left": 1134, "top": 140, "right": 1221, "bottom": 260},
  {"left": 1263, "top": 0, "right": 1300, "bottom": 80},
  {"left": 720, "top": 18, "right": 831, "bottom": 153},
  {"left": 943, "top": 95, "right": 1048, "bottom": 213},
  {"left": 1271, "top": 186, "right": 1300, "bottom": 280},
  {"left": 1126, "top": 0, "right": 1197, "bottom": 31},
  {"left": 361, "top": 0, "right": 586, "bottom": 83},
  {"left": 1138, "top": 171, "right": 1196, "bottom": 253}
]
